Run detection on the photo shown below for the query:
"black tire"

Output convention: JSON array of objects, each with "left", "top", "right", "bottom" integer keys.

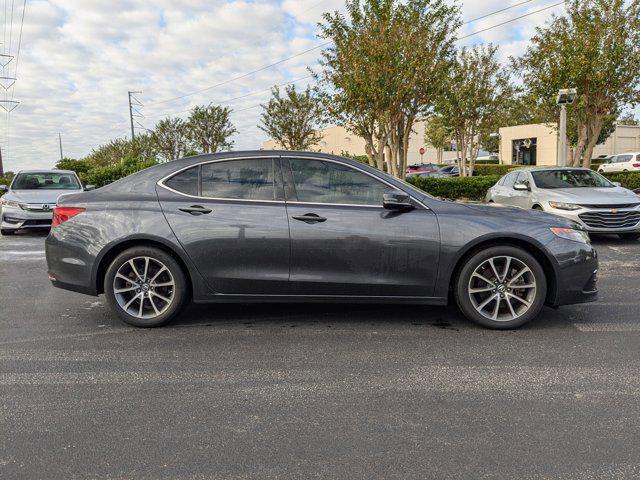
[
  {"left": 104, "top": 246, "right": 188, "bottom": 327},
  {"left": 532, "top": 205, "right": 543, "bottom": 210},
  {"left": 619, "top": 232, "right": 640, "bottom": 241},
  {"left": 454, "top": 246, "right": 547, "bottom": 329},
  {"left": 0, "top": 228, "right": 15, "bottom": 236}
]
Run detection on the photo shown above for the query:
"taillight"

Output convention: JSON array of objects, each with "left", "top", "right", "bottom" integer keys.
[
  {"left": 51, "top": 206, "right": 85, "bottom": 228},
  {"left": 633, "top": 163, "right": 640, "bottom": 168}
]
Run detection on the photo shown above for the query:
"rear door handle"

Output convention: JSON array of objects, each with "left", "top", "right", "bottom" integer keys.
[
  {"left": 292, "top": 213, "right": 327, "bottom": 224},
  {"left": 179, "top": 205, "right": 212, "bottom": 215}
]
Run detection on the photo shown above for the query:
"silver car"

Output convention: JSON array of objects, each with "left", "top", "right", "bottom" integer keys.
[
  {"left": 0, "top": 169, "right": 88, "bottom": 235},
  {"left": 486, "top": 167, "right": 640, "bottom": 240}
]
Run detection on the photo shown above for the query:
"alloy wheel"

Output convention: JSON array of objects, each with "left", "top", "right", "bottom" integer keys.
[
  {"left": 467, "top": 256, "right": 537, "bottom": 322},
  {"left": 112, "top": 256, "right": 175, "bottom": 319}
]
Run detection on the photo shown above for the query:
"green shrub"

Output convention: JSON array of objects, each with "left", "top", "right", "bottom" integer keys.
[
  {"left": 84, "top": 156, "right": 157, "bottom": 188},
  {"left": 475, "top": 158, "right": 500, "bottom": 164},
  {"left": 604, "top": 172, "right": 640, "bottom": 190},
  {"left": 407, "top": 175, "right": 502, "bottom": 201},
  {"left": 473, "top": 164, "right": 528, "bottom": 176}
]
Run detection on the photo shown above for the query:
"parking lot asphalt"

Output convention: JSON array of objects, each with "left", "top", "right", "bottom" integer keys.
[{"left": 1, "top": 231, "right": 640, "bottom": 479}]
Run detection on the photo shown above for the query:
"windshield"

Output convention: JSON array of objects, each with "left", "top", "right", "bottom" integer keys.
[
  {"left": 11, "top": 172, "right": 81, "bottom": 190},
  {"left": 531, "top": 169, "right": 613, "bottom": 189}
]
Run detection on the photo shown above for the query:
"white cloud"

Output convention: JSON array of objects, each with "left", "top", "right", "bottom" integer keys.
[{"left": 3, "top": 0, "right": 635, "bottom": 171}]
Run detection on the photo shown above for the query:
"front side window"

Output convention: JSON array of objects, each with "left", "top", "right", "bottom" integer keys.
[
  {"left": 288, "top": 159, "right": 389, "bottom": 206},
  {"left": 201, "top": 159, "right": 275, "bottom": 200},
  {"left": 618, "top": 155, "right": 633, "bottom": 163},
  {"left": 11, "top": 172, "right": 81, "bottom": 190},
  {"left": 502, "top": 172, "right": 517, "bottom": 188},
  {"left": 165, "top": 166, "right": 199, "bottom": 196},
  {"left": 531, "top": 169, "right": 613, "bottom": 189}
]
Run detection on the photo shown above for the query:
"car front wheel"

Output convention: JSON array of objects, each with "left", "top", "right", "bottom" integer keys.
[
  {"left": 455, "top": 246, "right": 547, "bottom": 329},
  {"left": 104, "top": 246, "right": 188, "bottom": 327}
]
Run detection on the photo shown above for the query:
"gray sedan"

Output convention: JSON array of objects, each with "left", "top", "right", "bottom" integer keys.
[
  {"left": 0, "top": 170, "right": 88, "bottom": 235},
  {"left": 46, "top": 151, "right": 598, "bottom": 330},
  {"left": 486, "top": 167, "right": 640, "bottom": 240}
]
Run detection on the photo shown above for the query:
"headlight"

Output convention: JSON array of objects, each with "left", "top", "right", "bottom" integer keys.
[
  {"left": 550, "top": 227, "right": 590, "bottom": 244},
  {"left": 549, "top": 201, "right": 581, "bottom": 211},
  {"left": 0, "top": 198, "right": 22, "bottom": 209}
]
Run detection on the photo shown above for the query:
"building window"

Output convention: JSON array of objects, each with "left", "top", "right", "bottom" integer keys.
[{"left": 512, "top": 138, "right": 537, "bottom": 166}]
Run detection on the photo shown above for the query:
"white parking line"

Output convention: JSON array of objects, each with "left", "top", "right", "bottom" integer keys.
[{"left": 573, "top": 322, "right": 640, "bottom": 332}]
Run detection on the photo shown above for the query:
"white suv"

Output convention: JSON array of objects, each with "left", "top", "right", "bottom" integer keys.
[{"left": 597, "top": 152, "right": 640, "bottom": 173}]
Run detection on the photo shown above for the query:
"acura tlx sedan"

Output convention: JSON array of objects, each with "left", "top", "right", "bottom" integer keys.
[{"left": 45, "top": 151, "right": 598, "bottom": 329}]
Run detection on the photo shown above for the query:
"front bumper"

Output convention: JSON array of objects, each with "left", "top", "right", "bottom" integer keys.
[
  {"left": 542, "top": 205, "right": 640, "bottom": 233},
  {"left": 545, "top": 236, "right": 599, "bottom": 307},
  {"left": 1, "top": 205, "right": 53, "bottom": 230}
]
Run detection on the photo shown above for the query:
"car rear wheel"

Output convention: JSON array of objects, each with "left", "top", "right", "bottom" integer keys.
[
  {"left": 104, "top": 247, "right": 188, "bottom": 327},
  {"left": 454, "top": 246, "right": 547, "bottom": 329},
  {"left": 619, "top": 232, "right": 640, "bottom": 241},
  {"left": 0, "top": 228, "right": 15, "bottom": 236}
]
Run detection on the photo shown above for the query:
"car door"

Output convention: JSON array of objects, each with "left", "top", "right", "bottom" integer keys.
[
  {"left": 282, "top": 157, "right": 440, "bottom": 297},
  {"left": 157, "top": 157, "right": 291, "bottom": 295},
  {"left": 493, "top": 172, "right": 518, "bottom": 205},
  {"left": 511, "top": 172, "right": 533, "bottom": 209}
]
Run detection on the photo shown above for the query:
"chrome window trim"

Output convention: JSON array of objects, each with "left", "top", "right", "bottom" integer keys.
[{"left": 157, "top": 154, "right": 430, "bottom": 210}]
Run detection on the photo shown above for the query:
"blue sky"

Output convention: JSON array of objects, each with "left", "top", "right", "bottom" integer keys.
[{"left": 1, "top": 0, "right": 636, "bottom": 171}]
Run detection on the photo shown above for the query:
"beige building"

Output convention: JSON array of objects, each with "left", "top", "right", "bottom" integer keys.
[
  {"left": 262, "top": 121, "right": 459, "bottom": 164},
  {"left": 499, "top": 123, "right": 640, "bottom": 166}
]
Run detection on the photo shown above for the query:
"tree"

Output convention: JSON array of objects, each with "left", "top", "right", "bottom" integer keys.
[
  {"left": 513, "top": 0, "right": 640, "bottom": 167},
  {"left": 423, "top": 115, "right": 452, "bottom": 164},
  {"left": 258, "top": 85, "right": 325, "bottom": 150},
  {"left": 186, "top": 104, "right": 237, "bottom": 154},
  {"left": 436, "top": 45, "right": 513, "bottom": 176},
  {"left": 85, "top": 138, "right": 133, "bottom": 167},
  {"left": 618, "top": 113, "right": 639, "bottom": 126},
  {"left": 317, "top": 0, "right": 459, "bottom": 178},
  {"left": 152, "top": 117, "right": 190, "bottom": 162}
]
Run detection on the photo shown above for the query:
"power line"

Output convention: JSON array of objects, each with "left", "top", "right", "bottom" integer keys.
[
  {"left": 9, "top": 0, "right": 25, "bottom": 102},
  {"left": 145, "top": 74, "right": 314, "bottom": 120},
  {"left": 145, "top": 0, "right": 559, "bottom": 109},
  {"left": 225, "top": 1, "right": 567, "bottom": 117}
]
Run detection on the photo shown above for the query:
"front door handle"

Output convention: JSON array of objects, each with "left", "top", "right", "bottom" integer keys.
[
  {"left": 292, "top": 213, "right": 327, "bottom": 224},
  {"left": 179, "top": 205, "right": 212, "bottom": 215}
]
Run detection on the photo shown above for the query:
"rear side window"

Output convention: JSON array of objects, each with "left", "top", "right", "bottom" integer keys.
[
  {"left": 288, "top": 158, "right": 388, "bottom": 206},
  {"left": 165, "top": 166, "right": 199, "bottom": 196},
  {"left": 201, "top": 159, "right": 275, "bottom": 200}
]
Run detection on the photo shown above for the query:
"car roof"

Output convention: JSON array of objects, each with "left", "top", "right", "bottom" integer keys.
[
  {"left": 515, "top": 166, "right": 593, "bottom": 173},
  {"left": 16, "top": 169, "right": 76, "bottom": 174}
]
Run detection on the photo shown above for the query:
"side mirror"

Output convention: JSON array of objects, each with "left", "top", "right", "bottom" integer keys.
[
  {"left": 0, "top": 185, "right": 7, "bottom": 192},
  {"left": 513, "top": 182, "right": 530, "bottom": 191},
  {"left": 383, "top": 190, "right": 414, "bottom": 211},
  {"left": 84, "top": 185, "right": 95, "bottom": 191},
  {"left": 612, "top": 181, "right": 621, "bottom": 187}
]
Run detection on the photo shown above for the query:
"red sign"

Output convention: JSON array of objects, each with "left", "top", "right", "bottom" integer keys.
[{"left": 419, "top": 147, "right": 425, "bottom": 155}]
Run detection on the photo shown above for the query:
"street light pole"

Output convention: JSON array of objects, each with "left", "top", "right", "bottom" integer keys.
[
  {"left": 558, "top": 104, "right": 567, "bottom": 167},
  {"left": 556, "top": 88, "right": 577, "bottom": 167}
]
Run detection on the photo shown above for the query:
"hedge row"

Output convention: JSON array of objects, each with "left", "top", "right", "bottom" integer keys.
[
  {"left": 408, "top": 175, "right": 502, "bottom": 201},
  {"left": 83, "top": 157, "right": 158, "bottom": 188},
  {"left": 408, "top": 172, "right": 640, "bottom": 201}
]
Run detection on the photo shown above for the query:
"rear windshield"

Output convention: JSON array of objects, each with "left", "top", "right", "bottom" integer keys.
[
  {"left": 11, "top": 172, "right": 81, "bottom": 190},
  {"left": 531, "top": 170, "right": 613, "bottom": 189}
]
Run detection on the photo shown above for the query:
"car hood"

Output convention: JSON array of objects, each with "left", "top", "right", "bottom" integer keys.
[
  {"left": 5, "top": 189, "right": 83, "bottom": 204},
  {"left": 462, "top": 202, "right": 580, "bottom": 228},
  {"left": 539, "top": 187, "right": 639, "bottom": 204}
]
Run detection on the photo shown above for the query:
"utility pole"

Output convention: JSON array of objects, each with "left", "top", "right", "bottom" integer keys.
[
  {"left": 58, "top": 133, "right": 64, "bottom": 161},
  {"left": 0, "top": 146, "right": 4, "bottom": 177},
  {"left": 128, "top": 91, "right": 143, "bottom": 141}
]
